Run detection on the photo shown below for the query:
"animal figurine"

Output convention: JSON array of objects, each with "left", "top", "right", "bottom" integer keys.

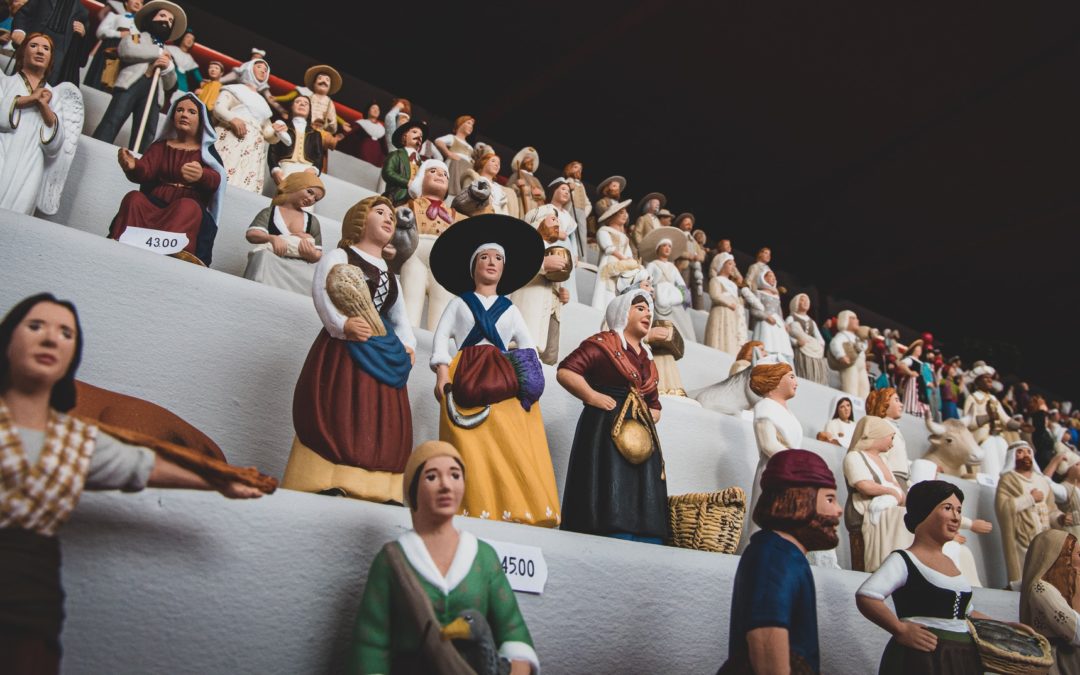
[
  {"left": 451, "top": 179, "right": 494, "bottom": 216},
  {"left": 440, "top": 609, "right": 511, "bottom": 675},
  {"left": 923, "top": 415, "right": 985, "bottom": 478},
  {"left": 384, "top": 206, "right": 419, "bottom": 275},
  {"left": 694, "top": 353, "right": 780, "bottom": 414}
]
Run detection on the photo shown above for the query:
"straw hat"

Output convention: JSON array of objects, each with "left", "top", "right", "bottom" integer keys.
[{"left": 303, "top": 65, "right": 342, "bottom": 95}]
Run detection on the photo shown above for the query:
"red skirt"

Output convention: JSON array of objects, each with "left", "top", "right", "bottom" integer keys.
[
  {"left": 108, "top": 191, "right": 204, "bottom": 257},
  {"left": 293, "top": 330, "right": 412, "bottom": 472}
]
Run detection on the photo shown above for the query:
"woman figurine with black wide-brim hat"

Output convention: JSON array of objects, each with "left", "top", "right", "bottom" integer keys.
[{"left": 429, "top": 215, "right": 561, "bottom": 528}]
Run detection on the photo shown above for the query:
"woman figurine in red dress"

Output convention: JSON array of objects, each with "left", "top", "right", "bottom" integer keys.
[{"left": 107, "top": 93, "right": 227, "bottom": 265}]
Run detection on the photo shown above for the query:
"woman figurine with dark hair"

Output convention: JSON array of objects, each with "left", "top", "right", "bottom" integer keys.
[
  {"left": 283, "top": 195, "right": 416, "bottom": 502},
  {"left": 429, "top": 215, "right": 560, "bottom": 528},
  {"left": 857, "top": 480, "right": 1022, "bottom": 673},
  {"left": 353, "top": 101, "right": 387, "bottom": 167},
  {"left": 351, "top": 441, "right": 539, "bottom": 674},
  {"left": 267, "top": 94, "right": 324, "bottom": 185},
  {"left": 0, "top": 293, "right": 264, "bottom": 674},
  {"left": 108, "top": 93, "right": 225, "bottom": 265},
  {"left": 1021, "top": 530, "right": 1080, "bottom": 674},
  {"left": 558, "top": 288, "right": 667, "bottom": 544},
  {"left": 819, "top": 396, "right": 855, "bottom": 446}
]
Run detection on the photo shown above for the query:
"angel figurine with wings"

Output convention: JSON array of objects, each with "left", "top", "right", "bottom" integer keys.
[{"left": 0, "top": 32, "right": 83, "bottom": 216}]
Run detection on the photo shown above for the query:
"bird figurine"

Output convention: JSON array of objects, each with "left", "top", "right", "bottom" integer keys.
[{"left": 440, "top": 609, "right": 510, "bottom": 675}]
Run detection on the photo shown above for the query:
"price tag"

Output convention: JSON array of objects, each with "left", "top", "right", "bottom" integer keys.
[
  {"left": 483, "top": 539, "right": 548, "bottom": 595},
  {"left": 119, "top": 227, "right": 188, "bottom": 256},
  {"left": 976, "top": 473, "right": 999, "bottom": 488}
]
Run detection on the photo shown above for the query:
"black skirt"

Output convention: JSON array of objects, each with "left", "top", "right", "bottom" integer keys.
[
  {"left": 560, "top": 385, "right": 669, "bottom": 540},
  {"left": 0, "top": 528, "right": 64, "bottom": 652},
  {"left": 878, "top": 629, "right": 982, "bottom": 674}
]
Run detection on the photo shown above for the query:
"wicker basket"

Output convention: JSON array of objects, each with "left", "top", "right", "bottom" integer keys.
[
  {"left": 968, "top": 619, "right": 1053, "bottom": 675},
  {"left": 668, "top": 487, "right": 746, "bottom": 554}
]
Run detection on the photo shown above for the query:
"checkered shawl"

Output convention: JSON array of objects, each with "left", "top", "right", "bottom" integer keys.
[{"left": 0, "top": 398, "right": 97, "bottom": 537}]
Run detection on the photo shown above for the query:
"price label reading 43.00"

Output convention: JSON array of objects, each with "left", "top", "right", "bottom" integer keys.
[
  {"left": 484, "top": 539, "right": 548, "bottom": 595},
  {"left": 118, "top": 226, "right": 189, "bottom": 256}
]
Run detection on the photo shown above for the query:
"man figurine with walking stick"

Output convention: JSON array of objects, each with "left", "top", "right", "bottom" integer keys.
[{"left": 92, "top": 0, "right": 185, "bottom": 153}]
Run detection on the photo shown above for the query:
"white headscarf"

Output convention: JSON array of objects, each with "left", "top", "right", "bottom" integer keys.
[
  {"left": 837, "top": 310, "right": 857, "bottom": 333},
  {"left": 409, "top": 159, "right": 449, "bottom": 200},
  {"left": 605, "top": 291, "right": 654, "bottom": 359},
  {"left": 615, "top": 267, "right": 650, "bottom": 295},
  {"left": 713, "top": 252, "right": 734, "bottom": 276},
  {"left": 1002, "top": 441, "right": 1040, "bottom": 475},
  {"left": 469, "top": 243, "right": 505, "bottom": 277},
  {"left": 789, "top": 293, "right": 810, "bottom": 317}
]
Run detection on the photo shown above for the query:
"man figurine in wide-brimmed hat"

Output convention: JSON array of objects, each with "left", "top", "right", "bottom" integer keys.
[
  {"left": 381, "top": 119, "right": 427, "bottom": 206},
  {"left": 508, "top": 146, "right": 544, "bottom": 216},
  {"left": 673, "top": 212, "right": 706, "bottom": 309},
  {"left": 92, "top": 0, "right": 186, "bottom": 153},
  {"left": 629, "top": 191, "right": 665, "bottom": 257},
  {"left": 562, "top": 160, "right": 592, "bottom": 247},
  {"left": 720, "top": 449, "right": 842, "bottom": 675},
  {"left": 590, "top": 174, "right": 627, "bottom": 240}
]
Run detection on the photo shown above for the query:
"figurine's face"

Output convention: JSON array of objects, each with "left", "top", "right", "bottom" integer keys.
[
  {"left": 551, "top": 183, "right": 570, "bottom": 205},
  {"left": 207, "top": 63, "right": 223, "bottom": 79},
  {"left": 313, "top": 74, "right": 331, "bottom": 95},
  {"left": 838, "top": 399, "right": 852, "bottom": 421},
  {"left": 720, "top": 259, "right": 735, "bottom": 277},
  {"left": 148, "top": 9, "right": 175, "bottom": 39},
  {"left": 366, "top": 103, "right": 380, "bottom": 119},
  {"left": 539, "top": 213, "right": 561, "bottom": 237},
  {"left": 776, "top": 370, "right": 798, "bottom": 399},
  {"left": 459, "top": 118, "right": 474, "bottom": 135},
  {"left": 421, "top": 165, "right": 448, "bottom": 196},
  {"left": 677, "top": 217, "right": 693, "bottom": 232},
  {"left": 657, "top": 242, "right": 672, "bottom": 259},
  {"left": 5, "top": 302, "right": 77, "bottom": 392},
  {"left": 611, "top": 208, "right": 629, "bottom": 228},
  {"left": 23, "top": 35, "right": 52, "bottom": 70},
  {"left": 626, "top": 299, "right": 652, "bottom": 340},
  {"left": 286, "top": 186, "right": 324, "bottom": 209},
  {"left": 693, "top": 231, "right": 706, "bottom": 245},
  {"left": 603, "top": 181, "right": 621, "bottom": 198},
  {"left": 124, "top": 0, "right": 143, "bottom": 12},
  {"left": 758, "top": 248, "right": 771, "bottom": 263},
  {"left": 658, "top": 215, "right": 673, "bottom": 226},
  {"left": 472, "top": 249, "right": 505, "bottom": 286},
  {"left": 291, "top": 96, "right": 310, "bottom": 119},
  {"left": 847, "top": 314, "right": 860, "bottom": 331},
  {"left": 910, "top": 344, "right": 922, "bottom": 359},
  {"left": 403, "top": 126, "right": 423, "bottom": 149},
  {"left": 172, "top": 98, "right": 200, "bottom": 135},
  {"left": 919, "top": 494, "right": 962, "bottom": 543},
  {"left": 1014, "top": 445, "right": 1034, "bottom": 472},
  {"left": 481, "top": 155, "right": 501, "bottom": 176},
  {"left": 251, "top": 60, "right": 268, "bottom": 82},
  {"left": 566, "top": 162, "right": 582, "bottom": 179},
  {"left": 415, "top": 456, "right": 464, "bottom": 519},
  {"left": 521, "top": 156, "right": 535, "bottom": 172},
  {"left": 814, "top": 488, "right": 843, "bottom": 531},
  {"left": 764, "top": 270, "right": 777, "bottom": 287},
  {"left": 645, "top": 198, "right": 659, "bottom": 214},
  {"left": 363, "top": 203, "right": 396, "bottom": 247},
  {"left": 797, "top": 295, "right": 810, "bottom": 313},
  {"left": 886, "top": 392, "right": 902, "bottom": 419},
  {"left": 180, "top": 32, "right": 195, "bottom": 49},
  {"left": 719, "top": 239, "right": 732, "bottom": 253}
]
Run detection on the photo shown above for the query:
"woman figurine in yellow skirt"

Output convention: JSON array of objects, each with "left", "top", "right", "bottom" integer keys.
[{"left": 429, "top": 214, "right": 561, "bottom": 527}]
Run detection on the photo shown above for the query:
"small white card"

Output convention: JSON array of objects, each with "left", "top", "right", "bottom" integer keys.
[
  {"left": 118, "top": 227, "right": 188, "bottom": 256},
  {"left": 484, "top": 539, "right": 548, "bottom": 595},
  {"left": 851, "top": 397, "right": 867, "bottom": 417},
  {"left": 976, "top": 473, "right": 999, "bottom": 488}
]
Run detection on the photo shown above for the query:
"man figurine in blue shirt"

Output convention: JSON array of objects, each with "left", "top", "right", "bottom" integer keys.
[{"left": 719, "top": 449, "right": 843, "bottom": 675}]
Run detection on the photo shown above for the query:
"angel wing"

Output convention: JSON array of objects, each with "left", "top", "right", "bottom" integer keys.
[
  {"left": 37, "top": 82, "right": 84, "bottom": 215},
  {"left": 694, "top": 367, "right": 761, "bottom": 415}
]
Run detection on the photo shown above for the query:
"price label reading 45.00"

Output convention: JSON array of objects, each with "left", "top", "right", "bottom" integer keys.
[{"left": 484, "top": 539, "right": 548, "bottom": 595}]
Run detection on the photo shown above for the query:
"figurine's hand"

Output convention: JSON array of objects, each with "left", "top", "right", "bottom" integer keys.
[
  {"left": 542, "top": 255, "right": 567, "bottom": 273},
  {"left": 587, "top": 391, "right": 617, "bottom": 411},
  {"left": 1061, "top": 513, "right": 1075, "bottom": 527},
  {"left": 180, "top": 161, "right": 203, "bottom": 183},
  {"left": 896, "top": 491, "right": 906, "bottom": 506},
  {"left": 558, "top": 288, "right": 570, "bottom": 304},
  {"left": 1031, "top": 488, "right": 1045, "bottom": 503},
  {"left": 269, "top": 235, "right": 288, "bottom": 257},
  {"left": 37, "top": 88, "right": 52, "bottom": 108},
  {"left": 297, "top": 237, "right": 320, "bottom": 262},
  {"left": 218, "top": 480, "right": 265, "bottom": 499},
  {"left": 340, "top": 121, "right": 352, "bottom": 134},
  {"left": 405, "top": 345, "right": 415, "bottom": 366},
  {"left": 766, "top": 315, "right": 777, "bottom": 325},
  {"left": 72, "top": 20, "right": 85, "bottom": 36},
  {"left": 117, "top": 147, "right": 137, "bottom": 171},
  {"left": 954, "top": 533, "right": 967, "bottom": 545},
  {"left": 434, "top": 372, "right": 451, "bottom": 402},
  {"left": 970, "top": 519, "right": 993, "bottom": 534},
  {"left": 229, "top": 118, "right": 248, "bottom": 138},
  {"left": 153, "top": 52, "right": 171, "bottom": 70},
  {"left": 272, "top": 120, "right": 288, "bottom": 134},
  {"left": 650, "top": 408, "right": 661, "bottom": 423},
  {"left": 895, "top": 621, "right": 937, "bottom": 652},
  {"left": 344, "top": 317, "right": 373, "bottom": 342}
]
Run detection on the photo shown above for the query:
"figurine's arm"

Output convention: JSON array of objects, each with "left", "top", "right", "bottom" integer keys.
[
  {"left": 746, "top": 628, "right": 791, "bottom": 675},
  {"left": 856, "top": 554, "right": 939, "bottom": 652},
  {"left": 349, "top": 550, "right": 394, "bottom": 674},
  {"left": 753, "top": 418, "right": 789, "bottom": 458}
]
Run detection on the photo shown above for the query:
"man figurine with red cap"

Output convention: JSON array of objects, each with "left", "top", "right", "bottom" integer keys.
[{"left": 719, "top": 449, "right": 842, "bottom": 675}]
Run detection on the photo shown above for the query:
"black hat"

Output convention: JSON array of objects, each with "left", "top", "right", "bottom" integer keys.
[
  {"left": 391, "top": 119, "right": 427, "bottom": 149},
  {"left": 903, "top": 480, "right": 964, "bottom": 533},
  {"left": 430, "top": 215, "right": 544, "bottom": 297}
]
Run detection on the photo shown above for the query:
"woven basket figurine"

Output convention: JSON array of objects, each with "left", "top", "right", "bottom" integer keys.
[
  {"left": 326, "top": 264, "right": 387, "bottom": 336},
  {"left": 668, "top": 487, "right": 746, "bottom": 554},
  {"left": 967, "top": 619, "right": 1053, "bottom": 675}
]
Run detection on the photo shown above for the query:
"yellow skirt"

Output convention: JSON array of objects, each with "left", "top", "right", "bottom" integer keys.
[
  {"left": 440, "top": 353, "right": 561, "bottom": 527},
  {"left": 282, "top": 437, "right": 403, "bottom": 504}
]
